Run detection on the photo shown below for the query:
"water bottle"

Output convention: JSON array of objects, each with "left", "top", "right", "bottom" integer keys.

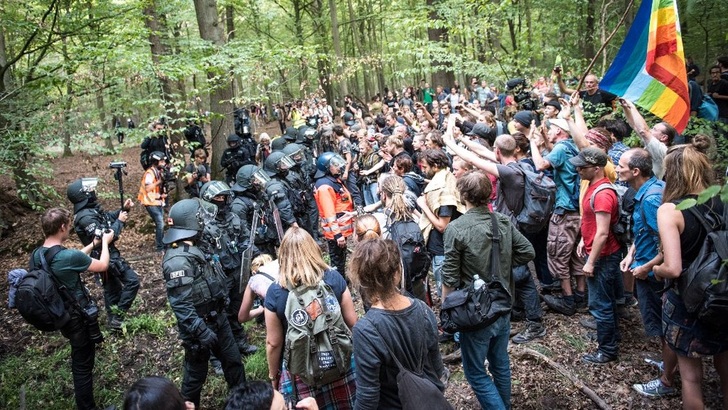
[{"left": 472, "top": 274, "right": 485, "bottom": 290}]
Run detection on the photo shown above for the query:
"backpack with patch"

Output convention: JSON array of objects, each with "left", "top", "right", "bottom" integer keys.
[
  {"left": 371, "top": 304, "right": 454, "bottom": 410},
  {"left": 678, "top": 203, "right": 728, "bottom": 327},
  {"left": 283, "top": 278, "right": 353, "bottom": 387},
  {"left": 14, "top": 246, "right": 72, "bottom": 332},
  {"left": 513, "top": 162, "right": 556, "bottom": 234},
  {"left": 388, "top": 219, "right": 431, "bottom": 292},
  {"left": 589, "top": 183, "right": 634, "bottom": 248}
]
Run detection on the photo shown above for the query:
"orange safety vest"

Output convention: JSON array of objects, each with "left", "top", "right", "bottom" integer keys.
[
  {"left": 138, "top": 167, "right": 164, "bottom": 206},
  {"left": 314, "top": 176, "right": 354, "bottom": 239}
]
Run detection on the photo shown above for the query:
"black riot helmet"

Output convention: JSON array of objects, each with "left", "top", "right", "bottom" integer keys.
[
  {"left": 282, "top": 143, "right": 304, "bottom": 166},
  {"left": 66, "top": 177, "right": 99, "bottom": 213},
  {"left": 264, "top": 151, "right": 295, "bottom": 177},
  {"left": 227, "top": 134, "right": 242, "bottom": 149},
  {"left": 163, "top": 198, "right": 217, "bottom": 244}
]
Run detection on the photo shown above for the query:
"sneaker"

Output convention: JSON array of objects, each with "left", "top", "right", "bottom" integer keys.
[
  {"left": 543, "top": 295, "right": 576, "bottom": 316},
  {"left": 512, "top": 322, "right": 547, "bottom": 344},
  {"left": 574, "top": 295, "right": 588, "bottom": 312},
  {"left": 632, "top": 378, "right": 677, "bottom": 398},
  {"left": 582, "top": 351, "right": 617, "bottom": 364},
  {"left": 617, "top": 305, "right": 633, "bottom": 319},
  {"left": 579, "top": 316, "right": 597, "bottom": 330},
  {"left": 644, "top": 358, "right": 665, "bottom": 372},
  {"left": 624, "top": 295, "right": 639, "bottom": 308},
  {"left": 210, "top": 359, "right": 224, "bottom": 376},
  {"left": 107, "top": 314, "right": 123, "bottom": 331}
]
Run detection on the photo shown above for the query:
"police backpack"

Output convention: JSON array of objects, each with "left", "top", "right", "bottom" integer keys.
[
  {"left": 14, "top": 246, "right": 72, "bottom": 332},
  {"left": 283, "top": 277, "right": 352, "bottom": 387}
]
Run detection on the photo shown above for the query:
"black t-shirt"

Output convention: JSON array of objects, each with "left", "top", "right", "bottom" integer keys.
[
  {"left": 579, "top": 89, "right": 617, "bottom": 112},
  {"left": 427, "top": 205, "right": 460, "bottom": 255},
  {"left": 707, "top": 79, "right": 728, "bottom": 118}
]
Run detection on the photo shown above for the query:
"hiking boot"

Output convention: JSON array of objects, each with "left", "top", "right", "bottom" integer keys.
[
  {"left": 210, "top": 358, "right": 224, "bottom": 376},
  {"left": 632, "top": 378, "right": 677, "bottom": 398},
  {"left": 107, "top": 314, "right": 123, "bottom": 331},
  {"left": 512, "top": 322, "right": 547, "bottom": 344},
  {"left": 238, "top": 341, "right": 258, "bottom": 356},
  {"left": 543, "top": 295, "right": 575, "bottom": 316},
  {"left": 510, "top": 309, "right": 526, "bottom": 322},
  {"left": 617, "top": 305, "right": 633, "bottom": 319},
  {"left": 579, "top": 316, "right": 597, "bottom": 330},
  {"left": 582, "top": 351, "right": 617, "bottom": 364}
]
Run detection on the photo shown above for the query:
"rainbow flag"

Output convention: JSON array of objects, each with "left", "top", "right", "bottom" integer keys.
[{"left": 600, "top": 0, "right": 689, "bottom": 132}]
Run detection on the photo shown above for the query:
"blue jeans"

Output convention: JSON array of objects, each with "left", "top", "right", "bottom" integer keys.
[
  {"left": 431, "top": 254, "right": 444, "bottom": 297},
  {"left": 145, "top": 205, "right": 165, "bottom": 251},
  {"left": 460, "top": 315, "right": 511, "bottom": 410},
  {"left": 361, "top": 182, "right": 379, "bottom": 206},
  {"left": 635, "top": 275, "right": 663, "bottom": 337},
  {"left": 513, "top": 264, "right": 543, "bottom": 322},
  {"left": 586, "top": 251, "right": 622, "bottom": 357}
]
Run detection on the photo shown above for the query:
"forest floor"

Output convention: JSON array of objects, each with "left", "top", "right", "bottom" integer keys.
[{"left": 0, "top": 124, "right": 723, "bottom": 409}]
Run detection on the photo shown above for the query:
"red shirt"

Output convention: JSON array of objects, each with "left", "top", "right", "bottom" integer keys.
[{"left": 581, "top": 179, "right": 621, "bottom": 257}]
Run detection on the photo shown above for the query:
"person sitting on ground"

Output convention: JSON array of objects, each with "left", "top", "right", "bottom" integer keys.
[
  {"left": 123, "top": 376, "right": 195, "bottom": 410},
  {"left": 349, "top": 238, "right": 447, "bottom": 410},
  {"left": 224, "top": 380, "right": 318, "bottom": 410}
]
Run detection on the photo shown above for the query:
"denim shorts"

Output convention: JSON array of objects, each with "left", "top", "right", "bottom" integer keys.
[{"left": 662, "top": 289, "right": 728, "bottom": 357}]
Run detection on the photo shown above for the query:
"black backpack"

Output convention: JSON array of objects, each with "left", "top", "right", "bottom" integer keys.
[
  {"left": 371, "top": 305, "right": 453, "bottom": 410},
  {"left": 15, "top": 246, "right": 72, "bottom": 332},
  {"left": 678, "top": 204, "right": 728, "bottom": 327},
  {"left": 589, "top": 183, "right": 635, "bottom": 248},
  {"left": 512, "top": 162, "right": 556, "bottom": 234},
  {"left": 388, "top": 219, "right": 431, "bottom": 292}
]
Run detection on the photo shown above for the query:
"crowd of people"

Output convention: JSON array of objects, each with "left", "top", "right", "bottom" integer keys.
[{"left": 18, "top": 55, "right": 728, "bottom": 410}]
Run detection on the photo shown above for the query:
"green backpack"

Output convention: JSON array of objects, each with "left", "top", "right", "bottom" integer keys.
[{"left": 283, "top": 279, "right": 352, "bottom": 387}]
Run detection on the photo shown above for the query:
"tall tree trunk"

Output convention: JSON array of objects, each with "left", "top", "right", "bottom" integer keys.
[
  {"left": 328, "top": 0, "right": 347, "bottom": 102},
  {"left": 585, "top": 0, "right": 596, "bottom": 60},
  {"left": 193, "top": 0, "right": 236, "bottom": 179},
  {"left": 142, "top": 1, "right": 176, "bottom": 113},
  {"left": 226, "top": 5, "right": 234, "bottom": 40},
  {"left": 427, "top": 0, "right": 454, "bottom": 89}
]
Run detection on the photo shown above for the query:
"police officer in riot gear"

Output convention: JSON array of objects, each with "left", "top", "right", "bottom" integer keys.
[
  {"left": 281, "top": 144, "right": 317, "bottom": 238},
  {"left": 162, "top": 199, "right": 245, "bottom": 407},
  {"left": 230, "top": 165, "right": 278, "bottom": 257},
  {"left": 220, "top": 134, "right": 254, "bottom": 184},
  {"left": 198, "top": 181, "right": 258, "bottom": 357},
  {"left": 263, "top": 152, "right": 299, "bottom": 233},
  {"left": 67, "top": 178, "right": 140, "bottom": 330}
]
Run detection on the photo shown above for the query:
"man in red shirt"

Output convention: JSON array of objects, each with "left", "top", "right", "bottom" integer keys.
[{"left": 570, "top": 147, "right": 622, "bottom": 364}]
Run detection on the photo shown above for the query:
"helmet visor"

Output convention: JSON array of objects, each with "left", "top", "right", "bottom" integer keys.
[
  {"left": 252, "top": 169, "right": 271, "bottom": 187},
  {"left": 285, "top": 148, "right": 304, "bottom": 165},
  {"left": 278, "top": 155, "right": 296, "bottom": 170},
  {"left": 329, "top": 155, "right": 347, "bottom": 171},
  {"left": 81, "top": 178, "right": 98, "bottom": 192},
  {"left": 197, "top": 198, "right": 218, "bottom": 225}
]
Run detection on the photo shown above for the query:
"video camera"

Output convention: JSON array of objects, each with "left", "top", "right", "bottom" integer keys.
[
  {"left": 109, "top": 161, "right": 127, "bottom": 170},
  {"left": 506, "top": 78, "right": 539, "bottom": 111}
]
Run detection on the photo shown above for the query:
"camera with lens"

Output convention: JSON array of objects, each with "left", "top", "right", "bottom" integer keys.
[
  {"left": 82, "top": 301, "right": 104, "bottom": 344},
  {"left": 195, "top": 164, "right": 207, "bottom": 178},
  {"left": 94, "top": 228, "right": 111, "bottom": 240},
  {"left": 506, "top": 78, "right": 540, "bottom": 111},
  {"left": 109, "top": 161, "right": 127, "bottom": 169}
]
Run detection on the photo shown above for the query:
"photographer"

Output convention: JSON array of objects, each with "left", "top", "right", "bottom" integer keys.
[
  {"left": 185, "top": 148, "right": 211, "bottom": 198},
  {"left": 67, "top": 178, "right": 140, "bottom": 331},
  {"left": 35, "top": 207, "right": 115, "bottom": 410},
  {"left": 138, "top": 151, "right": 168, "bottom": 252}
]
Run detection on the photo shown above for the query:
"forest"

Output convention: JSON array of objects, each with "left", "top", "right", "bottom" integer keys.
[{"left": 1, "top": 0, "right": 728, "bottom": 408}]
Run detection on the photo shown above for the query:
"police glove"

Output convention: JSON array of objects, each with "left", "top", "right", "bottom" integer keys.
[{"left": 198, "top": 327, "right": 218, "bottom": 349}]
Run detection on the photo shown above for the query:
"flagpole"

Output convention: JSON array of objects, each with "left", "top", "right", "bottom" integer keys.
[{"left": 575, "top": 0, "right": 637, "bottom": 92}]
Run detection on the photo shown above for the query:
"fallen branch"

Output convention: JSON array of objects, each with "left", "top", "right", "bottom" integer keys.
[{"left": 514, "top": 347, "right": 612, "bottom": 410}]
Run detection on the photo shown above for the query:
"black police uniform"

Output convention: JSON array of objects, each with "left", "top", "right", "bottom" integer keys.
[
  {"left": 163, "top": 243, "right": 245, "bottom": 407},
  {"left": 220, "top": 147, "right": 254, "bottom": 184},
  {"left": 198, "top": 207, "right": 251, "bottom": 349},
  {"left": 73, "top": 205, "right": 139, "bottom": 320},
  {"left": 231, "top": 188, "right": 278, "bottom": 258}
]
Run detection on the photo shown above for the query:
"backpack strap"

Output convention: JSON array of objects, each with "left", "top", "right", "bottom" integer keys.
[
  {"left": 489, "top": 212, "right": 501, "bottom": 283},
  {"left": 589, "top": 183, "right": 616, "bottom": 212},
  {"left": 370, "top": 304, "right": 426, "bottom": 374},
  {"left": 29, "top": 245, "right": 65, "bottom": 275},
  {"left": 257, "top": 271, "right": 275, "bottom": 282}
]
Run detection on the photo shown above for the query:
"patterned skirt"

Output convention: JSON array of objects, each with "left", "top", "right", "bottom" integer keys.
[{"left": 278, "top": 358, "right": 356, "bottom": 410}]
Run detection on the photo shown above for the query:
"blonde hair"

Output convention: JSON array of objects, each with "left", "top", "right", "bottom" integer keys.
[
  {"left": 662, "top": 141, "right": 714, "bottom": 203},
  {"left": 380, "top": 175, "right": 411, "bottom": 222},
  {"left": 278, "top": 227, "right": 328, "bottom": 288},
  {"left": 355, "top": 214, "right": 381, "bottom": 241},
  {"left": 251, "top": 254, "right": 273, "bottom": 273}
]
